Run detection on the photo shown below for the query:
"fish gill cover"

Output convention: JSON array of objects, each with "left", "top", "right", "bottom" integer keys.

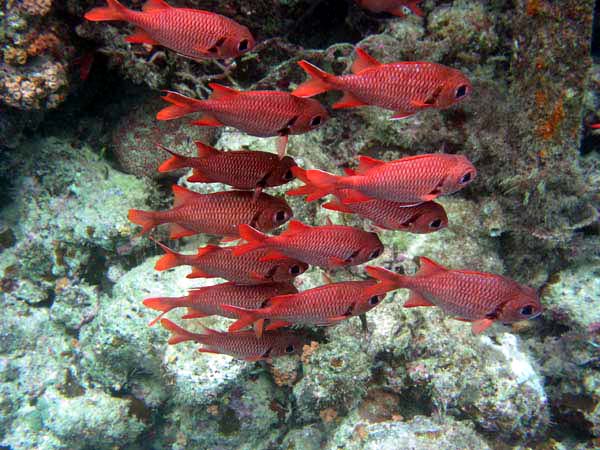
[{"left": 0, "top": 0, "right": 599, "bottom": 449}]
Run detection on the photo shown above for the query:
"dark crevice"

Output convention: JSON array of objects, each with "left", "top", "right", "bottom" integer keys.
[{"left": 592, "top": 0, "right": 600, "bottom": 61}]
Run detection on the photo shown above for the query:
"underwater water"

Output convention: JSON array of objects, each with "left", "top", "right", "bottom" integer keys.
[{"left": 1, "top": 0, "right": 600, "bottom": 449}]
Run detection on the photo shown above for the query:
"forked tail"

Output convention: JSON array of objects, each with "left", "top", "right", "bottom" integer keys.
[
  {"left": 292, "top": 61, "right": 336, "bottom": 98},
  {"left": 157, "top": 145, "right": 192, "bottom": 172},
  {"left": 157, "top": 91, "right": 205, "bottom": 121},
  {"left": 303, "top": 169, "right": 343, "bottom": 202},
  {"left": 232, "top": 225, "right": 269, "bottom": 256},
  {"left": 160, "top": 319, "right": 203, "bottom": 345},
  {"left": 143, "top": 296, "right": 186, "bottom": 326},
  {"left": 153, "top": 240, "right": 187, "bottom": 271},
  {"left": 365, "top": 266, "right": 405, "bottom": 295},
  {"left": 221, "top": 305, "right": 263, "bottom": 335},
  {"left": 128, "top": 209, "right": 159, "bottom": 236}
]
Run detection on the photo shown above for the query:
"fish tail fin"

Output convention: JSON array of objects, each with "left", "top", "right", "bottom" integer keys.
[
  {"left": 157, "top": 145, "right": 191, "bottom": 172},
  {"left": 143, "top": 296, "right": 184, "bottom": 326},
  {"left": 304, "top": 169, "right": 341, "bottom": 201},
  {"left": 233, "top": 225, "right": 268, "bottom": 256},
  {"left": 365, "top": 266, "right": 405, "bottom": 294},
  {"left": 127, "top": 209, "right": 158, "bottom": 236},
  {"left": 157, "top": 91, "right": 204, "bottom": 121},
  {"left": 221, "top": 305, "right": 262, "bottom": 334},
  {"left": 153, "top": 240, "right": 185, "bottom": 271},
  {"left": 160, "top": 319, "right": 202, "bottom": 345},
  {"left": 84, "top": 0, "right": 129, "bottom": 21},
  {"left": 286, "top": 166, "right": 318, "bottom": 197},
  {"left": 293, "top": 61, "right": 335, "bottom": 97}
]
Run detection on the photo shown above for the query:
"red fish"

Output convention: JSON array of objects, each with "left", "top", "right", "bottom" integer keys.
[
  {"left": 366, "top": 257, "right": 542, "bottom": 334},
  {"left": 156, "top": 84, "right": 329, "bottom": 157},
  {"left": 143, "top": 282, "right": 297, "bottom": 326},
  {"left": 233, "top": 220, "right": 384, "bottom": 269},
  {"left": 158, "top": 142, "right": 297, "bottom": 191},
  {"left": 160, "top": 319, "right": 307, "bottom": 361},
  {"left": 128, "top": 185, "right": 292, "bottom": 239},
  {"left": 293, "top": 48, "right": 471, "bottom": 119},
  {"left": 223, "top": 280, "right": 386, "bottom": 337},
  {"left": 287, "top": 168, "right": 448, "bottom": 233},
  {"left": 356, "top": 0, "right": 423, "bottom": 17},
  {"left": 299, "top": 154, "right": 476, "bottom": 203},
  {"left": 153, "top": 241, "right": 308, "bottom": 284},
  {"left": 84, "top": 0, "right": 255, "bottom": 60}
]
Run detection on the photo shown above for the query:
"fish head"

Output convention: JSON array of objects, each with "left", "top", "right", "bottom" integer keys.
[
  {"left": 253, "top": 197, "right": 293, "bottom": 231},
  {"left": 397, "top": 202, "right": 449, "bottom": 234},
  {"left": 269, "top": 332, "right": 310, "bottom": 357},
  {"left": 265, "top": 156, "right": 297, "bottom": 186},
  {"left": 219, "top": 25, "right": 255, "bottom": 58},
  {"left": 498, "top": 284, "right": 543, "bottom": 324},
  {"left": 435, "top": 69, "right": 472, "bottom": 108},
  {"left": 438, "top": 155, "right": 477, "bottom": 195},
  {"left": 353, "top": 282, "right": 387, "bottom": 315},
  {"left": 349, "top": 231, "right": 384, "bottom": 265},
  {"left": 290, "top": 98, "right": 330, "bottom": 134},
  {"left": 270, "top": 259, "right": 309, "bottom": 282}
]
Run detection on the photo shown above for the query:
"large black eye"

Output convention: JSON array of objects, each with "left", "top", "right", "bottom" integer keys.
[
  {"left": 369, "top": 296, "right": 379, "bottom": 306},
  {"left": 460, "top": 172, "right": 472, "bottom": 184},
  {"left": 310, "top": 115, "right": 322, "bottom": 127},
  {"left": 285, "top": 345, "right": 295, "bottom": 353},
  {"left": 455, "top": 85, "right": 468, "bottom": 99},
  {"left": 238, "top": 39, "right": 249, "bottom": 52},
  {"left": 429, "top": 219, "right": 442, "bottom": 229},
  {"left": 289, "top": 265, "right": 301, "bottom": 275},
  {"left": 520, "top": 305, "right": 534, "bottom": 316},
  {"left": 283, "top": 169, "right": 294, "bottom": 181},
  {"left": 274, "top": 210, "right": 287, "bottom": 223},
  {"left": 369, "top": 249, "right": 381, "bottom": 259}
]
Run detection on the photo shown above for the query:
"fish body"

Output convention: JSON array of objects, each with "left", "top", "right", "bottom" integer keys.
[
  {"left": 143, "top": 282, "right": 297, "bottom": 325},
  {"left": 234, "top": 220, "right": 384, "bottom": 269},
  {"left": 84, "top": 0, "right": 255, "bottom": 60},
  {"left": 161, "top": 319, "right": 307, "bottom": 361},
  {"left": 366, "top": 257, "right": 542, "bottom": 334},
  {"left": 159, "top": 142, "right": 297, "bottom": 190},
  {"left": 153, "top": 241, "right": 308, "bottom": 284},
  {"left": 301, "top": 154, "right": 476, "bottom": 203},
  {"left": 157, "top": 84, "right": 329, "bottom": 157},
  {"left": 287, "top": 168, "right": 448, "bottom": 233},
  {"left": 356, "top": 0, "right": 423, "bottom": 17},
  {"left": 223, "top": 280, "right": 386, "bottom": 336},
  {"left": 293, "top": 48, "right": 471, "bottom": 119},
  {"left": 128, "top": 185, "right": 292, "bottom": 239}
]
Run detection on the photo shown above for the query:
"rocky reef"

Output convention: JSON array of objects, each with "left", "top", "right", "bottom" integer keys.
[{"left": 1, "top": 0, "right": 599, "bottom": 449}]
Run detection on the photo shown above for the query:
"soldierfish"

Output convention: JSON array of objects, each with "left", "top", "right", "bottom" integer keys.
[
  {"left": 299, "top": 154, "right": 476, "bottom": 204},
  {"left": 223, "top": 280, "right": 386, "bottom": 337},
  {"left": 160, "top": 319, "right": 307, "bottom": 361},
  {"left": 156, "top": 84, "right": 329, "bottom": 158},
  {"left": 159, "top": 142, "right": 297, "bottom": 191},
  {"left": 153, "top": 241, "right": 308, "bottom": 284},
  {"left": 293, "top": 48, "right": 471, "bottom": 119},
  {"left": 128, "top": 185, "right": 292, "bottom": 239},
  {"left": 287, "top": 167, "right": 448, "bottom": 233},
  {"left": 84, "top": 0, "right": 255, "bottom": 60},
  {"left": 233, "top": 220, "right": 384, "bottom": 269},
  {"left": 366, "top": 257, "right": 542, "bottom": 334},
  {"left": 356, "top": 0, "right": 423, "bottom": 17},
  {"left": 143, "top": 282, "right": 298, "bottom": 326}
]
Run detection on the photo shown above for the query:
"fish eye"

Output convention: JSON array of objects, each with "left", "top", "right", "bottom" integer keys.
[
  {"left": 429, "top": 219, "right": 442, "bottom": 229},
  {"left": 309, "top": 115, "right": 322, "bottom": 127},
  {"left": 289, "top": 265, "right": 301, "bottom": 275},
  {"left": 285, "top": 344, "right": 295, "bottom": 353},
  {"left": 455, "top": 84, "right": 468, "bottom": 99},
  {"left": 274, "top": 210, "right": 288, "bottom": 224},
  {"left": 283, "top": 169, "right": 294, "bottom": 181},
  {"left": 238, "top": 39, "right": 250, "bottom": 52},
  {"left": 459, "top": 171, "right": 473, "bottom": 184},
  {"left": 369, "top": 295, "right": 380, "bottom": 306},
  {"left": 520, "top": 305, "right": 535, "bottom": 316},
  {"left": 369, "top": 249, "right": 381, "bottom": 259}
]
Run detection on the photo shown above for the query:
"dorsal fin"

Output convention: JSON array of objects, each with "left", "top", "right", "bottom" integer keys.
[
  {"left": 352, "top": 48, "right": 381, "bottom": 74},
  {"left": 196, "top": 244, "right": 220, "bottom": 257},
  {"left": 396, "top": 154, "right": 438, "bottom": 163},
  {"left": 357, "top": 155, "right": 384, "bottom": 174},
  {"left": 416, "top": 256, "right": 447, "bottom": 277},
  {"left": 172, "top": 184, "right": 202, "bottom": 208},
  {"left": 143, "top": 0, "right": 171, "bottom": 12},
  {"left": 283, "top": 220, "right": 311, "bottom": 235},
  {"left": 208, "top": 83, "right": 239, "bottom": 101},
  {"left": 195, "top": 142, "right": 219, "bottom": 158}
]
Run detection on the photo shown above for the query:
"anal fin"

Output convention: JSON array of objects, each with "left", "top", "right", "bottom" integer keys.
[
  {"left": 169, "top": 223, "right": 197, "bottom": 239},
  {"left": 125, "top": 28, "right": 159, "bottom": 45},
  {"left": 191, "top": 114, "right": 224, "bottom": 127},
  {"left": 186, "top": 267, "right": 215, "bottom": 279},
  {"left": 403, "top": 291, "right": 435, "bottom": 308},
  {"left": 333, "top": 91, "right": 368, "bottom": 109}
]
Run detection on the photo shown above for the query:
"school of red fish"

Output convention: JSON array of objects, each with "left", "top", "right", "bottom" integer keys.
[{"left": 86, "top": 0, "right": 543, "bottom": 362}]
